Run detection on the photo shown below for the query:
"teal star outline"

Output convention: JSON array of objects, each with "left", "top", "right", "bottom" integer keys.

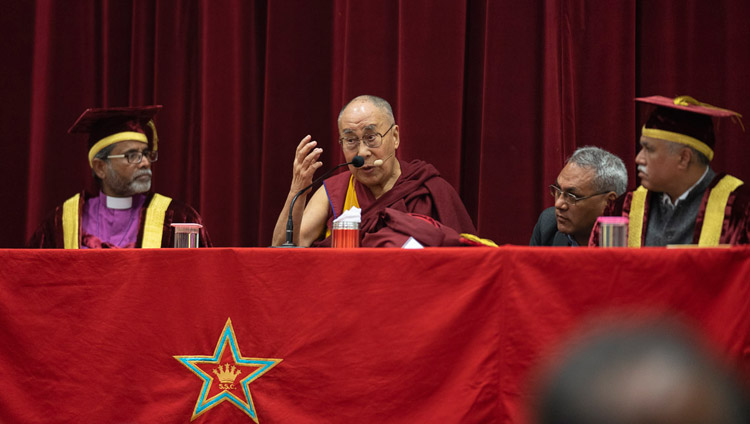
[{"left": 174, "top": 318, "right": 282, "bottom": 423}]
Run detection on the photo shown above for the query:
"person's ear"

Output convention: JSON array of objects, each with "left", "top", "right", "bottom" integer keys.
[
  {"left": 392, "top": 125, "right": 399, "bottom": 149},
  {"left": 677, "top": 147, "right": 692, "bottom": 169},
  {"left": 598, "top": 192, "right": 617, "bottom": 214},
  {"left": 91, "top": 158, "right": 108, "bottom": 180}
]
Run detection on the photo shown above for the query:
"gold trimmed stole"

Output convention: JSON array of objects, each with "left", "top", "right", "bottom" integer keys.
[
  {"left": 698, "top": 175, "right": 743, "bottom": 246},
  {"left": 61, "top": 193, "right": 172, "bottom": 249},
  {"left": 62, "top": 194, "right": 81, "bottom": 249},
  {"left": 627, "top": 187, "right": 648, "bottom": 247},
  {"left": 141, "top": 194, "right": 172, "bottom": 248},
  {"left": 627, "top": 176, "right": 744, "bottom": 247}
]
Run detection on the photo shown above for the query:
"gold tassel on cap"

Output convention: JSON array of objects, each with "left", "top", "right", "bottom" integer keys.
[
  {"left": 674, "top": 95, "right": 744, "bottom": 131},
  {"left": 147, "top": 120, "right": 159, "bottom": 152}
]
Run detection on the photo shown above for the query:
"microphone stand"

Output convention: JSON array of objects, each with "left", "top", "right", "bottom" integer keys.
[{"left": 276, "top": 156, "right": 363, "bottom": 247}]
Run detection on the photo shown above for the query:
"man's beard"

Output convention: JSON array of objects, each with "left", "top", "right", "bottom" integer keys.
[{"left": 105, "top": 166, "right": 152, "bottom": 196}]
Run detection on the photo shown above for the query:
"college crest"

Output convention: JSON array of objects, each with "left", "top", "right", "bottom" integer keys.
[{"left": 174, "top": 318, "right": 282, "bottom": 422}]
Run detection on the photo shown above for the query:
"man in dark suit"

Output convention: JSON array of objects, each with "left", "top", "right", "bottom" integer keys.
[{"left": 530, "top": 146, "right": 627, "bottom": 246}]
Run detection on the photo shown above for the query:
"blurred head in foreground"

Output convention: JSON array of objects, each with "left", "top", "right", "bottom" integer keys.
[{"left": 529, "top": 320, "right": 749, "bottom": 424}]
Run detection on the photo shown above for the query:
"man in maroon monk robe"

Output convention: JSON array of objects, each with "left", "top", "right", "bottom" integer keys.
[
  {"left": 28, "top": 106, "right": 211, "bottom": 248},
  {"left": 272, "top": 95, "right": 476, "bottom": 247},
  {"left": 590, "top": 95, "right": 750, "bottom": 247}
]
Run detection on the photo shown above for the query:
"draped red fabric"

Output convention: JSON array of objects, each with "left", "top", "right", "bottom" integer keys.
[{"left": 3, "top": 1, "right": 750, "bottom": 248}]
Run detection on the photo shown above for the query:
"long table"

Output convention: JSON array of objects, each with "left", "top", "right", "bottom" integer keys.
[{"left": 1, "top": 247, "right": 748, "bottom": 423}]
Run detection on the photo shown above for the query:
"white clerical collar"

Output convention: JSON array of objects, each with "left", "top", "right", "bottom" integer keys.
[
  {"left": 106, "top": 195, "right": 133, "bottom": 209},
  {"left": 661, "top": 166, "right": 710, "bottom": 208}
]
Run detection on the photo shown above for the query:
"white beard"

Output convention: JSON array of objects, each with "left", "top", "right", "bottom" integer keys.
[{"left": 105, "top": 166, "right": 152, "bottom": 196}]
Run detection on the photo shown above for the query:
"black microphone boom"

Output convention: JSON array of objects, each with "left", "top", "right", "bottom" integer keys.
[{"left": 278, "top": 155, "right": 364, "bottom": 247}]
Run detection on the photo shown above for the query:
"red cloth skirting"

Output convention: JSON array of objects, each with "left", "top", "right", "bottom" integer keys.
[{"left": 0, "top": 247, "right": 748, "bottom": 423}]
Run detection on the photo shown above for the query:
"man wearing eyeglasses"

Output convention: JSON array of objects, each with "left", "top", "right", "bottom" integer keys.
[
  {"left": 28, "top": 106, "right": 211, "bottom": 248},
  {"left": 272, "top": 95, "right": 476, "bottom": 247},
  {"left": 530, "top": 147, "right": 627, "bottom": 246}
]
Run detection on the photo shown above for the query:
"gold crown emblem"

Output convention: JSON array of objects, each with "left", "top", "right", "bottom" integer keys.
[{"left": 213, "top": 363, "right": 241, "bottom": 384}]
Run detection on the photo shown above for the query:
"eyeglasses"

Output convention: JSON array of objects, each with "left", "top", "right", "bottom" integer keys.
[
  {"left": 339, "top": 123, "right": 395, "bottom": 151},
  {"left": 549, "top": 184, "right": 608, "bottom": 205},
  {"left": 107, "top": 150, "right": 158, "bottom": 164}
]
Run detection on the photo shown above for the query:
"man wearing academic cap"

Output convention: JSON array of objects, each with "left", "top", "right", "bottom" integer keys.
[
  {"left": 271, "top": 95, "right": 476, "bottom": 247},
  {"left": 28, "top": 106, "right": 211, "bottom": 248},
  {"left": 591, "top": 95, "right": 750, "bottom": 247}
]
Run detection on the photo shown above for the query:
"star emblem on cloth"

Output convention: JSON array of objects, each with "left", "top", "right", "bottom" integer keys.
[{"left": 174, "top": 318, "right": 282, "bottom": 422}]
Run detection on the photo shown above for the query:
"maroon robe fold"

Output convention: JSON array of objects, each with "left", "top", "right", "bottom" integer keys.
[
  {"left": 27, "top": 190, "right": 212, "bottom": 248},
  {"left": 314, "top": 159, "right": 476, "bottom": 247},
  {"left": 590, "top": 173, "right": 750, "bottom": 246}
]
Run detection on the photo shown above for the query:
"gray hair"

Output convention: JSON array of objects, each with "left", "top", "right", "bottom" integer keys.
[
  {"left": 567, "top": 146, "right": 628, "bottom": 196},
  {"left": 666, "top": 140, "right": 710, "bottom": 166},
  {"left": 93, "top": 144, "right": 117, "bottom": 161},
  {"left": 338, "top": 95, "right": 395, "bottom": 125},
  {"left": 91, "top": 144, "right": 117, "bottom": 181}
]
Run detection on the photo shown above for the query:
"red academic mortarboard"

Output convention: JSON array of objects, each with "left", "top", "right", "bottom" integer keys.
[
  {"left": 635, "top": 95, "right": 743, "bottom": 162},
  {"left": 68, "top": 105, "right": 162, "bottom": 167}
]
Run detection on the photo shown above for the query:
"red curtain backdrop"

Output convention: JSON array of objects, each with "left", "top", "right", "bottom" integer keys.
[{"left": 2, "top": 0, "right": 750, "bottom": 248}]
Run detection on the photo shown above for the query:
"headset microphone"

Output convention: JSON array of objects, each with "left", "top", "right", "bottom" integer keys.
[{"left": 373, "top": 153, "right": 394, "bottom": 167}]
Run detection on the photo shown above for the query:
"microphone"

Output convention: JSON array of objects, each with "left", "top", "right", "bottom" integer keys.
[
  {"left": 277, "top": 155, "right": 364, "bottom": 247},
  {"left": 373, "top": 153, "right": 394, "bottom": 167}
]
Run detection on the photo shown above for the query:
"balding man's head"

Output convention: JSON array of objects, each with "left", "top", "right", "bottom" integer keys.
[{"left": 338, "top": 95, "right": 395, "bottom": 127}]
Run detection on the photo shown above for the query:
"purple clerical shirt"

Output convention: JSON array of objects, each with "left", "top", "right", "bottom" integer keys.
[{"left": 80, "top": 192, "right": 146, "bottom": 248}]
